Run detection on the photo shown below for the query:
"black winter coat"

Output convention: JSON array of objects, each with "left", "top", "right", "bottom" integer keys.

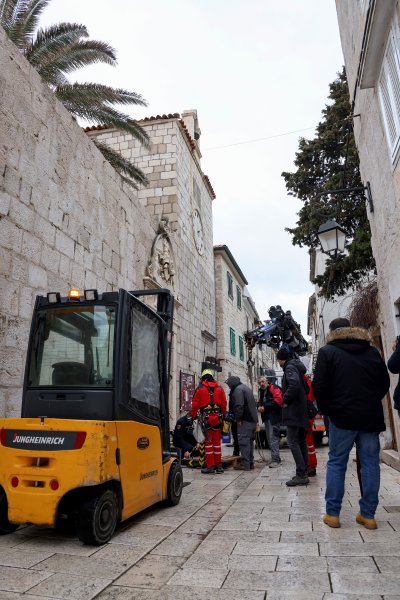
[
  {"left": 281, "top": 359, "right": 309, "bottom": 428},
  {"left": 313, "top": 327, "right": 390, "bottom": 432},
  {"left": 388, "top": 340, "right": 400, "bottom": 410}
]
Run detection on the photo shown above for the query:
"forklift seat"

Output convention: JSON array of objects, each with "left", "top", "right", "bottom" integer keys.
[{"left": 52, "top": 362, "right": 91, "bottom": 385}]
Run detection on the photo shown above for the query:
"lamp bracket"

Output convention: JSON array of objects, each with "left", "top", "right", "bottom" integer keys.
[{"left": 314, "top": 182, "right": 373, "bottom": 216}]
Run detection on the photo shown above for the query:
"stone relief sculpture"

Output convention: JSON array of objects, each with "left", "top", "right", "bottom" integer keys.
[{"left": 146, "top": 217, "right": 176, "bottom": 287}]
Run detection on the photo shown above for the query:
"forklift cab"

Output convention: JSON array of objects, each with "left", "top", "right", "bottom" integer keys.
[{"left": 0, "top": 288, "right": 183, "bottom": 545}]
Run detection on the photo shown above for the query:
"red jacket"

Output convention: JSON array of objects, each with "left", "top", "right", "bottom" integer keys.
[{"left": 190, "top": 381, "right": 227, "bottom": 417}]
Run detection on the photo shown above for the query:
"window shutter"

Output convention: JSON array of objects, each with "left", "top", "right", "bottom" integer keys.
[
  {"left": 379, "top": 25, "right": 400, "bottom": 160},
  {"left": 239, "top": 336, "right": 244, "bottom": 361},
  {"left": 230, "top": 328, "right": 236, "bottom": 356}
]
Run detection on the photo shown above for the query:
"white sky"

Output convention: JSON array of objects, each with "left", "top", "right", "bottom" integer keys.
[{"left": 41, "top": 0, "right": 345, "bottom": 335}]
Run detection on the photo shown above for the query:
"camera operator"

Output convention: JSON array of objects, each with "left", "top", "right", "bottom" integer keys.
[{"left": 388, "top": 336, "right": 400, "bottom": 418}]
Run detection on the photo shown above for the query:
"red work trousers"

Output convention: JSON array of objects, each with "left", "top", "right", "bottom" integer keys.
[
  {"left": 204, "top": 427, "right": 222, "bottom": 469},
  {"left": 306, "top": 420, "right": 317, "bottom": 470}
]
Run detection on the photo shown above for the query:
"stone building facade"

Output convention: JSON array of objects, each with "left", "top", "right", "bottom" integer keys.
[
  {"left": 335, "top": 0, "right": 400, "bottom": 469},
  {"left": 87, "top": 112, "right": 217, "bottom": 422},
  {"left": 213, "top": 245, "right": 276, "bottom": 394},
  {"left": 0, "top": 27, "right": 217, "bottom": 423}
]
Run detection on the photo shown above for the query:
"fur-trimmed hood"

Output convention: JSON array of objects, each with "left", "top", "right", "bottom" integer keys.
[
  {"left": 326, "top": 326, "right": 372, "bottom": 344},
  {"left": 326, "top": 326, "right": 373, "bottom": 356}
]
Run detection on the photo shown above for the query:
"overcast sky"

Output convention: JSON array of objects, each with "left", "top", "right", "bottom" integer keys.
[{"left": 41, "top": 0, "right": 344, "bottom": 335}]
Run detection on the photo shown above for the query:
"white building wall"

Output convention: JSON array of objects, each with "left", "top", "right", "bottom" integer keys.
[{"left": 335, "top": 0, "right": 400, "bottom": 467}]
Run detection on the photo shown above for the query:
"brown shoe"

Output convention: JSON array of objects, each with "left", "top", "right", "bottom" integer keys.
[
  {"left": 250, "top": 463, "right": 255, "bottom": 470},
  {"left": 356, "top": 513, "right": 377, "bottom": 530},
  {"left": 323, "top": 514, "right": 341, "bottom": 528}
]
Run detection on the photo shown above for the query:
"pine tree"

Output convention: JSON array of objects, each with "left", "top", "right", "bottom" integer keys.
[{"left": 282, "top": 68, "right": 375, "bottom": 298}]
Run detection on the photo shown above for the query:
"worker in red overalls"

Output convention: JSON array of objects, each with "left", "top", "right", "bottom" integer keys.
[
  {"left": 190, "top": 369, "right": 227, "bottom": 474},
  {"left": 304, "top": 373, "right": 318, "bottom": 476}
]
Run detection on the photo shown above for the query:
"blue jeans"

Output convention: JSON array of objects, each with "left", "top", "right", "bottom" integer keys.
[{"left": 326, "top": 422, "right": 381, "bottom": 519}]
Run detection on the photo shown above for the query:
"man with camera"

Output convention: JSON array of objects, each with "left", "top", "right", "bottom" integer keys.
[{"left": 257, "top": 376, "right": 282, "bottom": 468}]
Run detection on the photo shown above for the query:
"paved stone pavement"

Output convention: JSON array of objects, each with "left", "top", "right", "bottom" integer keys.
[{"left": 0, "top": 445, "right": 400, "bottom": 600}]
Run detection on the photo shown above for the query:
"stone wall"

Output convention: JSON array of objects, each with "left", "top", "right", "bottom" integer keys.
[
  {"left": 0, "top": 28, "right": 154, "bottom": 416},
  {"left": 0, "top": 26, "right": 217, "bottom": 420},
  {"left": 335, "top": 1, "right": 400, "bottom": 467}
]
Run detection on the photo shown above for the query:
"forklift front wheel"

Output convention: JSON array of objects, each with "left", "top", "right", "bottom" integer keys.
[
  {"left": 0, "top": 490, "right": 17, "bottom": 535},
  {"left": 166, "top": 461, "right": 183, "bottom": 506},
  {"left": 75, "top": 489, "right": 118, "bottom": 546}
]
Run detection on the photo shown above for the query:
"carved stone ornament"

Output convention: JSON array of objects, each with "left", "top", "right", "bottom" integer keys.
[{"left": 146, "top": 217, "right": 176, "bottom": 287}]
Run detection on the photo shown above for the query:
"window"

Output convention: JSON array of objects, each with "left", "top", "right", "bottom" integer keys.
[
  {"left": 230, "top": 327, "right": 236, "bottom": 356},
  {"left": 227, "top": 271, "right": 234, "bottom": 299},
  {"left": 130, "top": 305, "right": 160, "bottom": 409},
  {"left": 236, "top": 285, "right": 242, "bottom": 309},
  {"left": 239, "top": 336, "right": 244, "bottom": 361},
  {"left": 378, "top": 22, "right": 400, "bottom": 161},
  {"left": 28, "top": 306, "right": 116, "bottom": 387}
]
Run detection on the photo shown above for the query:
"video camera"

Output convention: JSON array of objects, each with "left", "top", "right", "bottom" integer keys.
[{"left": 245, "top": 305, "right": 308, "bottom": 357}]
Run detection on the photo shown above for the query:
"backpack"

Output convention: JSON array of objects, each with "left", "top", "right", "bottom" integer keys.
[{"left": 269, "top": 383, "right": 283, "bottom": 408}]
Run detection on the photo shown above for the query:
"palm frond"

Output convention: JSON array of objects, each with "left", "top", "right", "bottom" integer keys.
[
  {"left": 16, "top": 0, "right": 50, "bottom": 42},
  {"left": 93, "top": 140, "right": 148, "bottom": 189},
  {"left": 35, "top": 39, "right": 117, "bottom": 86},
  {"left": 0, "top": 0, "right": 18, "bottom": 25},
  {"left": 55, "top": 82, "right": 147, "bottom": 107},
  {"left": 56, "top": 86, "right": 150, "bottom": 146},
  {"left": 1, "top": 0, "right": 49, "bottom": 47}
]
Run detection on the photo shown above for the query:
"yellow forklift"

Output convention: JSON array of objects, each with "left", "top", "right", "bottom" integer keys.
[{"left": 0, "top": 288, "right": 182, "bottom": 544}]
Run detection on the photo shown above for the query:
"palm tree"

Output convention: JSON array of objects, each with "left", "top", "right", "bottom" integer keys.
[{"left": 0, "top": 0, "right": 149, "bottom": 187}]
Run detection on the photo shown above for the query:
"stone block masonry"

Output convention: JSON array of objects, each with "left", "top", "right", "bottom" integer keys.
[
  {"left": 0, "top": 29, "right": 218, "bottom": 421},
  {"left": 0, "top": 27, "right": 156, "bottom": 416}
]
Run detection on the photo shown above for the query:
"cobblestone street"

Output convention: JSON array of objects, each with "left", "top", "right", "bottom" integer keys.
[{"left": 0, "top": 446, "right": 400, "bottom": 599}]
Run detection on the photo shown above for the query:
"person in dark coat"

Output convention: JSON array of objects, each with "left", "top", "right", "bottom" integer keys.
[
  {"left": 225, "top": 376, "right": 258, "bottom": 471},
  {"left": 172, "top": 415, "right": 198, "bottom": 460},
  {"left": 277, "top": 347, "right": 310, "bottom": 486},
  {"left": 387, "top": 336, "right": 400, "bottom": 418},
  {"left": 313, "top": 318, "right": 390, "bottom": 530}
]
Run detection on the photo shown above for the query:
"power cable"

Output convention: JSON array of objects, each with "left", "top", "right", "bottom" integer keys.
[{"left": 203, "top": 126, "right": 317, "bottom": 151}]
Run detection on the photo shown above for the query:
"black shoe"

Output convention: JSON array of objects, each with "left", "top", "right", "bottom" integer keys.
[
  {"left": 286, "top": 475, "right": 309, "bottom": 487},
  {"left": 234, "top": 464, "right": 250, "bottom": 471},
  {"left": 250, "top": 463, "right": 255, "bottom": 470},
  {"left": 308, "top": 469, "right": 317, "bottom": 477},
  {"left": 215, "top": 466, "right": 224, "bottom": 474},
  {"left": 201, "top": 467, "right": 215, "bottom": 474}
]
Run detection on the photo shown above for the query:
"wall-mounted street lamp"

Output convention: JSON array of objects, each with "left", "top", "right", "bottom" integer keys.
[
  {"left": 314, "top": 182, "right": 373, "bottom": 259},
  {"left": 317, "top": 219, "right": 347, "bottom": 259}
]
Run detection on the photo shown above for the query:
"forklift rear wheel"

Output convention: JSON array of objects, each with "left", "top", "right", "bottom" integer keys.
[
  {"left": 166, "top": 461, "right": 183, "bottom": 506},
  {"left": 0, "top": 490, "right": 17, "bottom": 535},
  {"left": 76, "top": 489, "right": 118, "bottom": 545}
]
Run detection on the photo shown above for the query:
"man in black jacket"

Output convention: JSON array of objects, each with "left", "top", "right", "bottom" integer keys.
[
  {"left": 277, "top": 347, "right": 310, "bottom": 486},
  {"left": 313, "top": 318, "right": 390, "bottom": 530}
]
